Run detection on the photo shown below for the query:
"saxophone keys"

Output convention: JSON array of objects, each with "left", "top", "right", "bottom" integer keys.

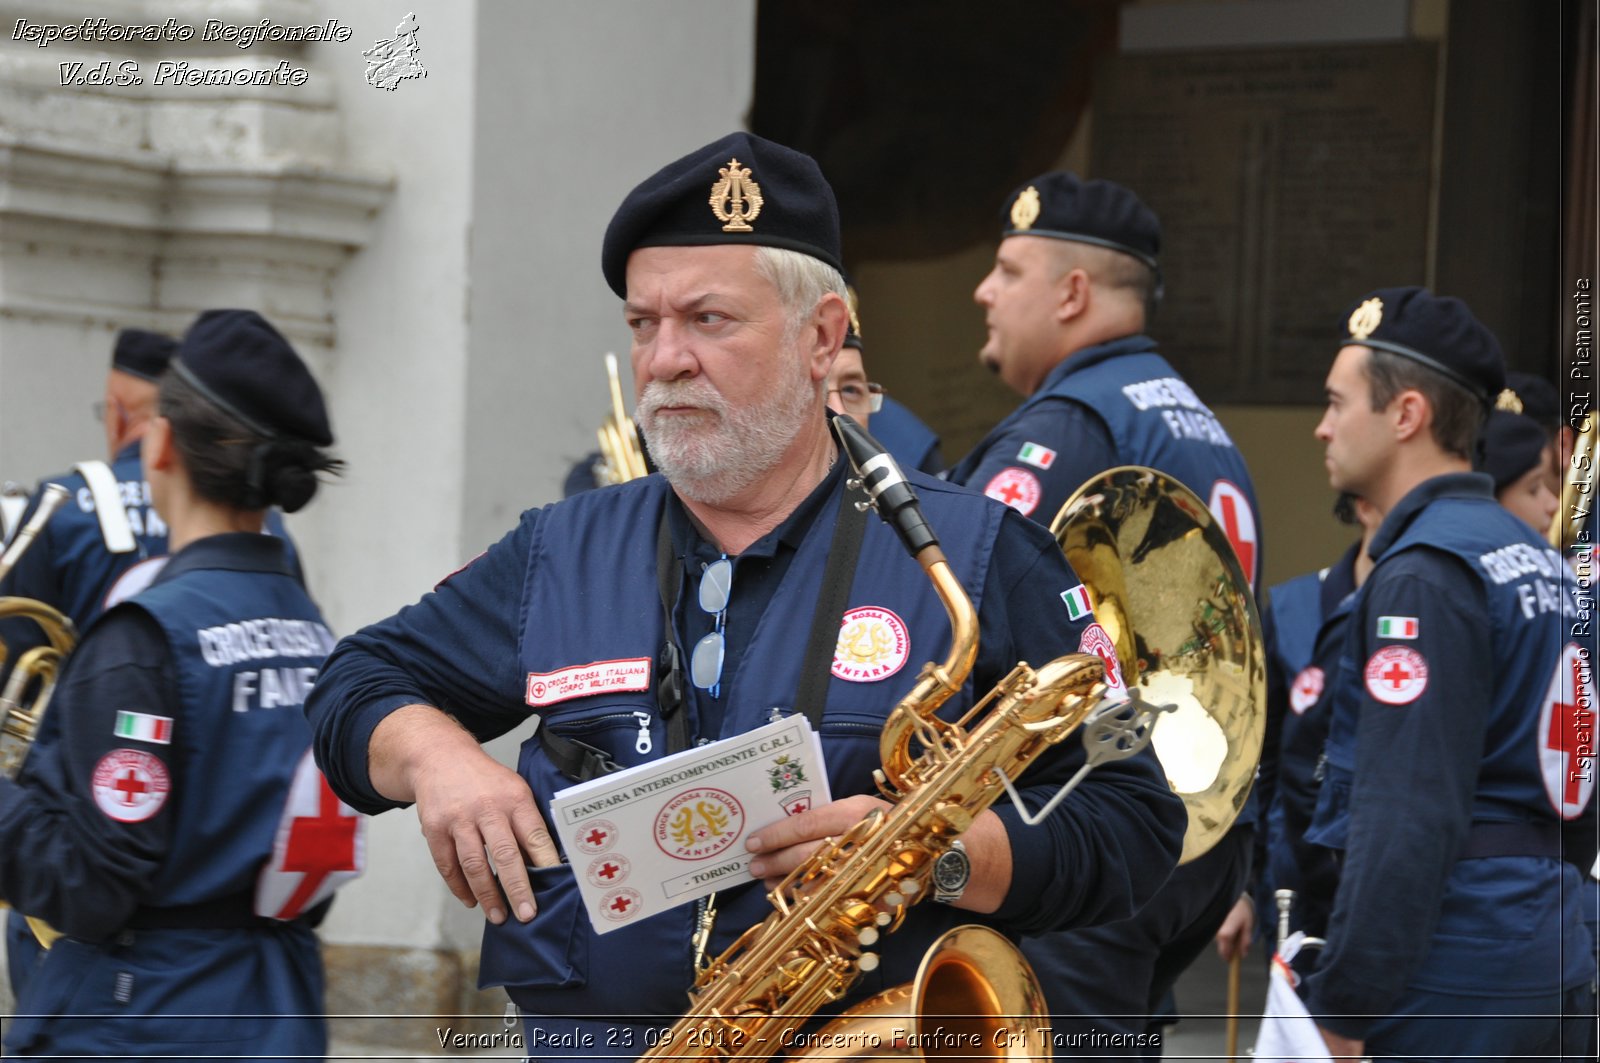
[
  {"left": 858, "top": 951, "right": 880, "bottom": 972},
  {"left": 857, "top": 926, "right": 879, "bottom": 947}
]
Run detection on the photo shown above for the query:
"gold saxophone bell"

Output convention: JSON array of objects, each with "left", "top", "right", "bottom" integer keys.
[
  {"left": 641, "top": 421, "right": 1264, "bottom": 1062},
  {"left": 1550, "top": 412, "right": 1596, "bottom": 549},
  {"left": 0, "top": 483, "right": 78, "bottom": 949},
  {"left": 595, "top": 352, "right": 649, "bottom": 485},
  {"left": 1050, "top": 467, "right": 1266, "bottom": 864}
]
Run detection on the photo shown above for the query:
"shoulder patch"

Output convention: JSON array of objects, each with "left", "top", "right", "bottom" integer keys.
[
  {"left": 1290, "top": 666, "right": 1324, "bottom": 714},
  {"left": 983, "top": 467, "right": 1041, "bottom": 516},
  {"left": 1016, "top": 442, "right": 1057, "bottom": 470},
  {"left": 92, "top": 749, "right": 171, "bottom": 823},
  {"left": 1364, "top": 646, "right": 1428, "bottom": 705}
]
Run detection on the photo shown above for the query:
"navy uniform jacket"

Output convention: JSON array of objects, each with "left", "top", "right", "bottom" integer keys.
[
  {"left": 1257, "top": 547, "right": 1358, "bottom": 938},
  {"left": 947, "top": 335, "right": 1262, "bottom": 590},
  {"left": 308, "top": 453, "right": 1186, "bottom": 1047},
  {"left": 1305, "top": 474, "right": 1597, "bottom": 1041},
  {"left": 0, "top": 534, "right": 358, "bottom": 1060}
]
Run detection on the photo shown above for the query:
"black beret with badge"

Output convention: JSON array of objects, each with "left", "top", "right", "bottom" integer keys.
[
  {"left": 999, "top": 171, "right": 1162, "bottom": 272},
  {"left": 1339, "top": 286, "right": 1506, "bottom": 404},
  {"left": 1477, "top": 409, "right": 1550, "bottom": 492},
  {"left": 172, "top": 309, "right": 334, "bottom": 446},
  {"left": 601, "top": 131, "right": 843, "bottom": 298},
  {"left": 112, "top": 329, "right": 178, "bottom": 382}
]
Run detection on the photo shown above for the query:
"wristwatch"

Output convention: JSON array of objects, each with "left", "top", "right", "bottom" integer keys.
[{"left": 932, "top": 839, "right": 970, "bottom": 904}]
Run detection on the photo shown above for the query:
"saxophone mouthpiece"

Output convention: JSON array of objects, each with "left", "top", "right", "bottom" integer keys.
[{"left": 832, "top": 415, "right": 938, "bottom": 556}]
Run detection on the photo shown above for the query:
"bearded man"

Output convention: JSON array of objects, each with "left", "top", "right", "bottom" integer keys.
[{"left": 307, "top": 133, "right": 1183, "bottom": 1057}]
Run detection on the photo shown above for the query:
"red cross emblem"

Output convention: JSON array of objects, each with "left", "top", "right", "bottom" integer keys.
[
  {"left": 1540, "top": 644, "right": 1596, "bottom": 818},
  {"left": 1208, "top": 480, "right": 1258, "bottom": 589},
  {"left": 1364, "top": 646, "right": 1428, "bottom": 705},
  {"left": 1290, "top": 666, "right": 1324, "bottom": 714},
  {"left": 576, "top": 819, "right": 618, "bottom": 855},
  {"left": 600, "top": 887, "right": 643, "bottom": 922},
  {"left": 983, "top": 468, "right": 1041, "bottom": 517},
  {"left": 587, "top": 828, "right": 608, "bottom": 846},
  {"left": 272, "top": 777, "right": 360, "bottom": 920},
  {"left": 599, "top": 862, "right": 620, "bottom": 879},
  {"left": 92, "top": 749, "right": 171, "bottom": 823}
]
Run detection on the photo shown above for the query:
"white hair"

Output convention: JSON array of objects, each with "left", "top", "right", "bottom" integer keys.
[{"left": 752, "top": 246, "right": 848, "bottom": 346}]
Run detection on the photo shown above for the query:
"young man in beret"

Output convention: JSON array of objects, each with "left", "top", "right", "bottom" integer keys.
[
  {"left": 307, "top": 133, "right": 1185, "bottom": 1054},
  {"left": 947, "top": 171, "right": 1265, "bottom": 1053},
  {"left": 1304, "top": 287, "right": 1596, "bottom": 1059}
]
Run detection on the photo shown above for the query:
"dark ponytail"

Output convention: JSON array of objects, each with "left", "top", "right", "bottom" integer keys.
[{"left": 159, "top": 371, "right": 343, "bottom": 513}]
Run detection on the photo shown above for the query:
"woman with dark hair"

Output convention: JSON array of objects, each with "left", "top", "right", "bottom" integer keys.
[{"left": 0, "top": 310, "right": 361, "bottom": 1061}]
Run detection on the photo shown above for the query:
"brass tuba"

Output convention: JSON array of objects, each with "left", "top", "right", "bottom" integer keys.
[
  {"left": 1550, "top": 412, "right": 1597, "bottom": 550},
  {"left": 1050, "top": 467, "right": 1266, "bottom": 864},
  {"left": 640, "top": 424, "right": 1263, "bottom": 1062},
  {"left": 0, "top": 483, "right": 77, "bottom": 950},
  {"left": 595, "top": 352, "right": 649, "bottom": 486},
  {"left": 0, "top": 483, "right": 78, "bottom": 779}
]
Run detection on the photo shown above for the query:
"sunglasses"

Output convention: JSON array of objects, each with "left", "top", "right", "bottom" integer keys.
[{"left": 690, "top": 556, "right": 731, "bottom": 697}]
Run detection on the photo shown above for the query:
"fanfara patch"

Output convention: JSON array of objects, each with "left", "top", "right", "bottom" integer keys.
[
  {"left": 1364, "top": 646, "right": 1429, "bottom": 706},
  {"left": 586, "top": 853, "right": 631, "bottom": 888},
  {"left": 1290, "top": 666, "right": 1325, "bottom": 714},
  {"left": 574, "top": 818, "right": 619, "bottom": 855},
  {"left": 1538, "top": 643, "right": 1596, "bottom": 819},
  {"left": 1077, "top": 623, "right": 1127, "bottom": 695},
  {"left": 709, "top": 157, "right": 763, "bottom": 233},
  {"left": 92, "top": 748, "right": 171, "bottom": 823},
  {"left": 526, "top": 657, "right": 650, "bottom": 708},
  {"left": 983, "top": 467, "right": 1042, "bottom": 517},
  {"left": 654, "top": 787, "right": 744, "bottom": 861},
  {"left": 832, "top": 606, "right": 911, "bottom": 682}
]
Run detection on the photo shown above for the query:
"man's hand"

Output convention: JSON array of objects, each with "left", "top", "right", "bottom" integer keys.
[
  {"left": 370, "top": 704, "right": 561, "bottom": 924},
  {"left": 745, "top": 798, "right": 1014, "bottom": 913},
  {"left": 744, "top": 794, "right": 891, "bottom": 891},
  {"left": 1214, "top": 893, "right": 1254, "bottom": 963}
]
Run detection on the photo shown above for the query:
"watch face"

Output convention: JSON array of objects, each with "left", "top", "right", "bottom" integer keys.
[{"left": 934, "top": 849, "right": 968, "bottom": 892}]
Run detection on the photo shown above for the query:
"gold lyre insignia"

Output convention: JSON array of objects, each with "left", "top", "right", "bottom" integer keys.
[
  {"left": 1347, "top": 297, "right": 1383, "bottom": 341},
  {"left": 709, "top": 157, "right": 763, "bottom": 233},
  {"left": 1496, "top": 388, "right": 1525, "bottom": 413},
  {"left": 1010, "top": 185, "right": 1041, "bottom": 231}
]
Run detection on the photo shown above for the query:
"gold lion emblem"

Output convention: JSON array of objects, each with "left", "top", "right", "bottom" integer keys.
[
  {"left": 709, "top": 157, "right": 763, "bottom": 233},
  {"left": 1347, "top": 297, "right": 1384, "bottom": 341},
  {"left": 838, "top": 619, "right": 896, "bottom": 665},
  {"left": 1010, "top": 186, "right": 1041, "bottom": 231}
]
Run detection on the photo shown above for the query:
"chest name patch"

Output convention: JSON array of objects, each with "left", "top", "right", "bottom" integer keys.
[
  {"left": 983, "top": 467, "right": 1042, "bottom": 517},
  {"left": 833, "top": 606, "right": 911, "bottom": 683},
  {"left": 92, "top": 748, "right": 171, "bottom": 823},
  {"left": 527, "top": 657, "right": 651, "bottom": 708},
  {"left": 1364, "top": 646, "right": 1429, "bottom": 705},
  {"left": 1290, "top": 666, "right": 1325, "bottom": 714}
]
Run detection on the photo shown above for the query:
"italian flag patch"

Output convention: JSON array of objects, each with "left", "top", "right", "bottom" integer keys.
[
  {"left": 1017, "top": 442, "right": 1057, "bottom": 470},
  {"left": 114, "top": 711, "right": 173, "bottom": 745},
  {"left": 1376, "top": 615, "right": 1419, "bottom": 639},
  {"left": 1061, "top": 584, "right": 1093, "bottom": 620}
]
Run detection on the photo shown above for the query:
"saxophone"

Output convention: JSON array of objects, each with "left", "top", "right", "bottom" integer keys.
[{"left": 638, "top": 418, "right": 1184, "bottom": 1063}]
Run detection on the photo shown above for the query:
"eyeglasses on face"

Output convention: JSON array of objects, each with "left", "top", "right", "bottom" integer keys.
[{"left": 827, "top": 381, "right": 885, "bottom": 415}]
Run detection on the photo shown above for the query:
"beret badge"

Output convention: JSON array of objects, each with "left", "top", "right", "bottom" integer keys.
[
  {"left": 1347, "top": 297, "right": 1384, "bottom": 341},
  {"left": 1495, "top": 388, "right": 1525, "bottom": 413},
  {"left": 709, "top": 157, "right": 763, "bottom": 233},
  {"left": 1010, "top": 185, "right": 1041, "bottom": 232}
]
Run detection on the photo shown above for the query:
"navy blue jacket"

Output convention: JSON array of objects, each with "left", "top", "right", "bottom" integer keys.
[
  {"left": 308, "top": 455, "right": 1185, "bottom": 1035},
  {"left": 948, "top": 335, "right": 1262, "bottom": 590},
  {"left": 1305, "top": 474, "right": 1597, "bottom": 1038},
  {"left": 0, "top": 534, "right": 353, "bottom": 1059}
]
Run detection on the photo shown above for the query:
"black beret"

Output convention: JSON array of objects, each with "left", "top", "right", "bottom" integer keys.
[
  {"left": 112, "top": 329, "right": 177, "bottom": 382},
  {"left": 1477, "top": 410, "right": 1549, "bottom": 491},
  {"left": 173, "top": 310, "right": 333, "bottom": 446},
  {"left": 1501, "top": 370, "right": 1559, "bottom": 427},
  {"left": 1338, "top": 286, "right": 1505, "bottom": 404},
  {"left": 601, "top": 132, "right": 843, "bottom": 298},
  {"left": 999, "top": 171, "right": 1161, "bottom": 272}
]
